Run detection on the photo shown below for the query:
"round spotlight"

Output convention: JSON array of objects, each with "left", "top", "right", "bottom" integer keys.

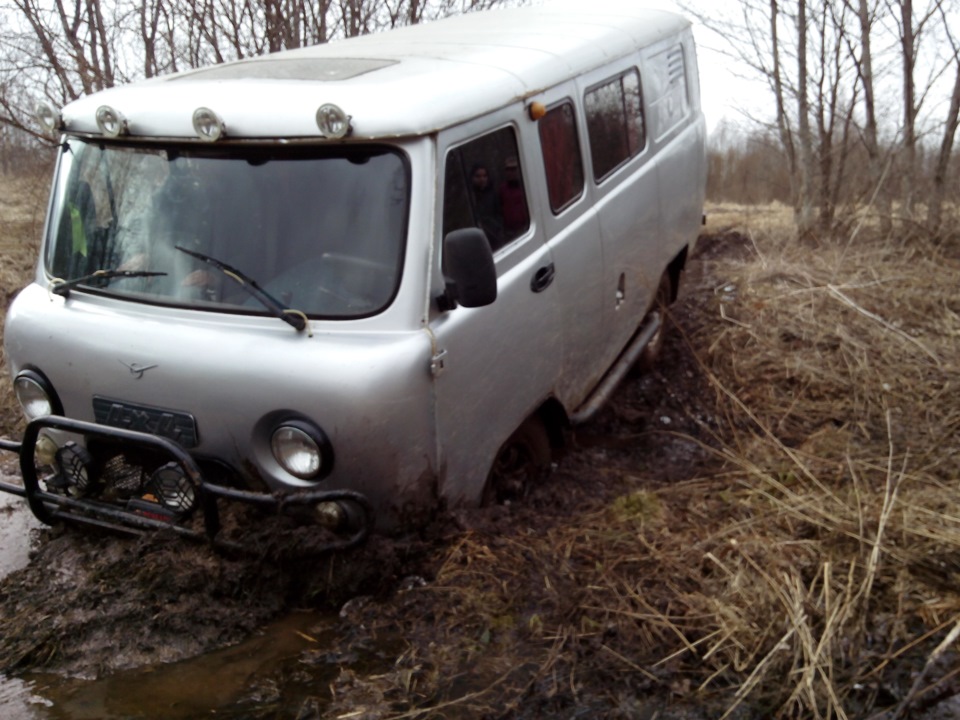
[
  {"left": 315, "top": 501, "right": 346, "bottom": 529},
  {"left": 192, "top": 107, "right": 225, "bottom": 142},
  {"left": 95, "top": 105, "right": 127, "bottom": 137},
  {"left": 35, "top": 434, "right": 59, "bottom": 468},
  {"left": 13, "top": 370, "right": 61, "bottom": 420},
  {"left": 36, "top": 101, "right": 62, "bottom": 134},
  {"left": 315, "top": 104, "right": 351, "bottom": 139},
  {"left": 148, "top": 462, "right": 198, "bottom": 515},
  {"left": 270, "top": 421, "right": 333, "bottom": 480},
  {"left": 53, "top": 442, "right": 95, "bottom": 497}
]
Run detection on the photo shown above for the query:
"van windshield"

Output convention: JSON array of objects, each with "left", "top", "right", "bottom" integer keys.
[{"left": 45, "top": 138, "right": 409, "bottom": 319}]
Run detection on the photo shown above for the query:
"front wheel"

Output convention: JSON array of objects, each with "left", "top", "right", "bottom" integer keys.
[{"left": 483, "top": 415, "right": 551, "bottom": 505}]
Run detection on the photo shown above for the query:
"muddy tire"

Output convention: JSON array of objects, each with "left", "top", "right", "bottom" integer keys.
[
  {"left": 483, "top": 415, "right": 551, "bottom": 505},
  {"left": 636, "top": 273, "right": 673, "bottom": 373}
]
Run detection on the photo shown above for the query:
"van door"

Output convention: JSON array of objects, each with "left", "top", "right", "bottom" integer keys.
[
  {"left": 531, "top": 92, "right": 608, "bottom": 409},
  {"left": 582, "top": 65, "right": 663, "bottom": 368},
  {"left": 430, "top": 120, "right": 562, "bottom": 506}
]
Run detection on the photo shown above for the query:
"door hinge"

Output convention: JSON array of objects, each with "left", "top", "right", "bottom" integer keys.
[{"left": 430, "top": 348, "right": 448, "bottom": 377}]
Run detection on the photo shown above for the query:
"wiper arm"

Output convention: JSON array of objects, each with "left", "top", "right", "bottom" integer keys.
[
  {"left": 51, "top": 269, "right": 167, "bottom": 297},
  {"left": 174, "top": 245, "right": 307, "bottom": 332}
]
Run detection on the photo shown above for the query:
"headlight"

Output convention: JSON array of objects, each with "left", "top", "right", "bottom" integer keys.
[
  {"left": 14, "top": 370, "right": 62, "bottom": 420},
  {"left": 270, "top": 421, "right": 334, "bottom": 480}
]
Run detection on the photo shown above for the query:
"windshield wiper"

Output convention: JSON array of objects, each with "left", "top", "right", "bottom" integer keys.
[
  {"left": 51, "top": 269, "right": 167, "bottom": 297},
  {"left": 174, "top": 246, "right": 308, "bottom": 332}
]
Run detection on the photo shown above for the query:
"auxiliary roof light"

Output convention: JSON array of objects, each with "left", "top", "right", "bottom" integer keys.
[
  {"left": 315, "top": 103, "right": 352, "bottom": 139},
  {"left": 528, "top": 101, "right": 547, "bottom": 121},
  {"left": 95, "top": 105, "right": 128, "bottom": 137},
  {"left": 36, "top": 101, "right": 63, "bottom": 135},
  {"left": 192, "top": 107, "right": 225, "bottom": 142}
]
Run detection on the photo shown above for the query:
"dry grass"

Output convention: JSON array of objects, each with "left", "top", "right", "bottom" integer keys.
[{"left": 326, "top": 204, "right": 960, "bottom": 718}]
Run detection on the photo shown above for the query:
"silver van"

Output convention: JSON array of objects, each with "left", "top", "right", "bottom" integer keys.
[{"left": 1, "top": 4, "right": 706, "bottom": 550}]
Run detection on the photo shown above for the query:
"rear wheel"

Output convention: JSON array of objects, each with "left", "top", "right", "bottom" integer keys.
[
  {"left": 483, "top": 415, "right": 551, "bottom": 505},
  {"left": 637, "top": 273, "right": 673, "bottom": 373}
]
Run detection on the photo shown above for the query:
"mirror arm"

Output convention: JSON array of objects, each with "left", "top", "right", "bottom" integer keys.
[{"left": 436, "top": 288, "right": 458, "bottom": 313}]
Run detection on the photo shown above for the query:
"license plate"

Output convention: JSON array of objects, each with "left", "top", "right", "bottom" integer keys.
[{"left": 92, "top": 396, "right": 199, "bottom": 448}]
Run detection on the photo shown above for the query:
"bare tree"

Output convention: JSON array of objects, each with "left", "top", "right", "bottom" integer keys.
[
  {"left": 844, "top": 0, "right": 894, "bottom": 234},
  {"left": 926, "top": 0, "right": 960, "bottom": 236},
  {"left": 885, "top": 0, "right": 945, "bottom": 220}
]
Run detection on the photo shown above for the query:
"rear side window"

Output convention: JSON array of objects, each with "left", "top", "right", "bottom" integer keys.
[
  {"left": 538, "top": 102, "right": 584, "bottom": 214},
  {"left": 585, "top": 68, "right": 645, "bottom": 181},
  {"left": 650, "top": 45, "right": 689, "bottom": 139},
  {"left": 443, "top": 127, "right": 530, "bottom": 253}
]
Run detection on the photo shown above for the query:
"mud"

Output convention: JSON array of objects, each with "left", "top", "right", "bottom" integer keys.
[
  {"left": 0, "top": 232, "right": 738, "bottom": 716},
  {"left": 2, "top": 230, "right": 956, "bottom": 718}
]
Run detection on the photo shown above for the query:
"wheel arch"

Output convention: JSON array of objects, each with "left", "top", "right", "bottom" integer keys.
[
  {"left": 666, "top": 245, "right": 688, "bottom": 303},
  {"left": 534, "top": 396, "right": 569, "bottom": 451}
]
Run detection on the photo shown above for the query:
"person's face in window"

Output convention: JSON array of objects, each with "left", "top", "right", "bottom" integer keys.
[{"left": 472, "top": 166, "right": 490, "bottom": 191}]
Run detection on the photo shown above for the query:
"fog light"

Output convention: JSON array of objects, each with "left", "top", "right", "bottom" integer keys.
[
  {"left": 148, "top": 462, "right": 198, "bottom": 515},
  {"left": 35, "top": 434, "right": 58, "bottom": 467},
  {"left": 52, "top": 442, "right": 94, "bottom": 497},
  {"left": 315, "top": 501, "right": 346, "bottom": 529},
  {"left": 271, "top": 421, "right": 333, "bottom": 480}
]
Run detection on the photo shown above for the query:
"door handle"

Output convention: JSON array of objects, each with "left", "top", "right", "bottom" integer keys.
[{"left": 530, "top": 263, "right": 555, "bottom": 293}]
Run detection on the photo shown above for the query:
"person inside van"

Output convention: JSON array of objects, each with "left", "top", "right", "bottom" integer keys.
[
  {"left": 499, "top": 156, "right": 529, "bottom": 240},
  {"left": 470, "top": 163, "right": 503, "bottom": 248}
]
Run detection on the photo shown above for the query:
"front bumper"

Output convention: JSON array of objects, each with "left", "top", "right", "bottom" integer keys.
[{"left": 0, "top": 416, "right": 373, "bottom": 554}]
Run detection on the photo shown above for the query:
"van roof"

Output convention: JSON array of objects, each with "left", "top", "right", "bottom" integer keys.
[{"left": 60, "top": 3, "right": 690, "bottom": 141}]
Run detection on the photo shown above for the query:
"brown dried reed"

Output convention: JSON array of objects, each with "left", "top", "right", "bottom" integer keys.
[{"left": 338, "top": 204, "right": 960, "bottom": 719}]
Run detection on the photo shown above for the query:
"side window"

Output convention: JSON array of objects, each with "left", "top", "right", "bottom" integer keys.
[
  {"left": 442, "top": 127, "right": 530, "bottom": 253},
  {"left": 650, "top": 45, "right": 689, "bottom": 139},
  {"left": 585, "top": 68, "right": 645, "bottom": 182},
  {"left": 538, "top": 101, "right": 585, "bottom": 214}
]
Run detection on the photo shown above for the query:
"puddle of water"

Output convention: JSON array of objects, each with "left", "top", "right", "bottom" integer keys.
[
  {"left": 0, "top": 462, "right": 49, "bottom": 720},
  {"left": 18, "top": 611, "right": 334, "bottom": 719},
  {"left": 0, "top": 461, "right": 394, "bottom": 719}
]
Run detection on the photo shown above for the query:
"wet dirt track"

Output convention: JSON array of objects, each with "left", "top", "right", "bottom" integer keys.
[{"left": 0, "top": 235, "right": 727, "bottom": 718}]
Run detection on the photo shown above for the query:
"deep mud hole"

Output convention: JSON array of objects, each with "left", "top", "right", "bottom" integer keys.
[{"left": 0, "top": 232, "right": 757, "bottom": 716}]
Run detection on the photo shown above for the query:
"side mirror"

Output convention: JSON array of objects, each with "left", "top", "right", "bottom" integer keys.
[{"left": 440, "top": 228, "right": 497, "bottom": 310}]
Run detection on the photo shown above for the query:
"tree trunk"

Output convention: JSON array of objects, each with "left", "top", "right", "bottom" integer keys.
[
  {"left": 900, "top": 0, "right": 918, "bottom": 219},
  {"left": 796, "top": 0, "right": 817, "bottom": 236},
  {"left": 927, "top": 59, "right": 960, "bottom": 237},
  {"left": 855, "top": 0, "right": 893, "bottom": 234}
]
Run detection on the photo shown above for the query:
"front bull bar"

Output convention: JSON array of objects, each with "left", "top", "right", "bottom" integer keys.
[{"left": 0, "top": 416, "right": 373, "bottom": 554}]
